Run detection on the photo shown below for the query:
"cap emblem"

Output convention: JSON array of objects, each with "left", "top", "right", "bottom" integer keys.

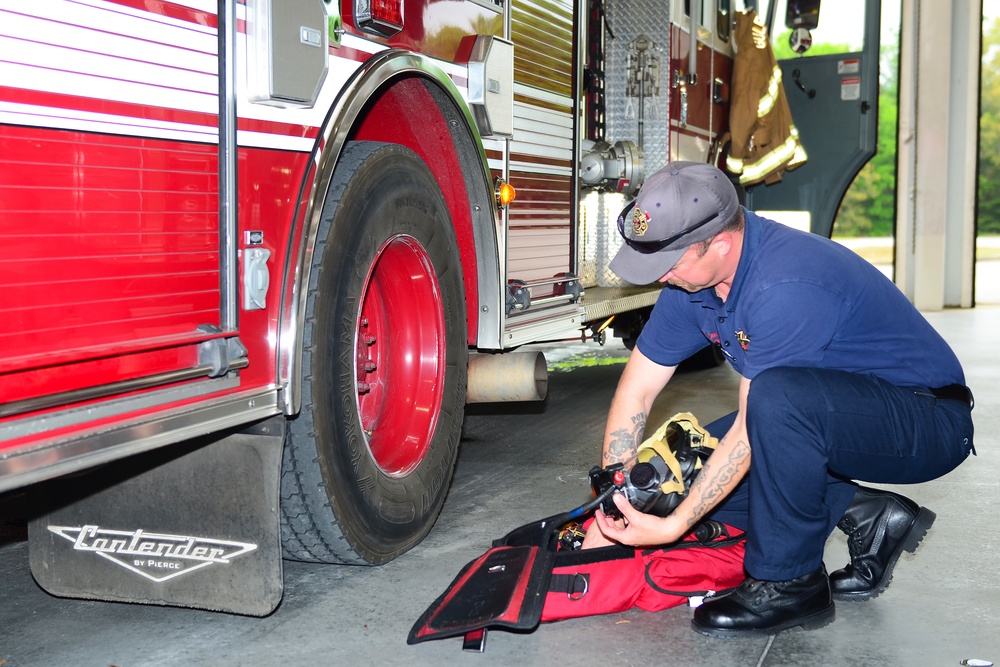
[{"left": 632, "top": 206, "right": 650, "bottom": 236}]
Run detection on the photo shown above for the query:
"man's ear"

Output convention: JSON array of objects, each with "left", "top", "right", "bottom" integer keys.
[{"left": 714, "top": 232, "right": 735, "bottom": 257}]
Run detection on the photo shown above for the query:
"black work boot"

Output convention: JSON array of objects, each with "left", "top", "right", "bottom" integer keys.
[
  {"left": 830, "top": 485, "right": 936, "bottom": 601},
  {"left": 691, "top": 568, "right": 835, "bottom": 638}
]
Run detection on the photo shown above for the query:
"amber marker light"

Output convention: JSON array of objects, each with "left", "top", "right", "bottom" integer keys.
[{"left": 495, "top": 180, "right": 516, "bottom": 208}]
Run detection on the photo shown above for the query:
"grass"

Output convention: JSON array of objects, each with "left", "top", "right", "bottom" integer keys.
[{"left": 547, "top": 356, "right": 629, "bottom": 372}]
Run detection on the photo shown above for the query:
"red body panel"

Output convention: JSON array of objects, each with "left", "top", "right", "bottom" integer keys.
[
  {"left": 236, "top": 147, "right": 311, "bottom": 389},
  {"left": 0, "top": 125, "right": 222, "bottom": 399},
  {"left": 0, "top": 0, "right": 319, "bottom": 453},
  {"left": 711, "top": 49, "right": 734, "bottom": 136},
  {"left": 667, "top": 21, "right": 734, "bottom": 162}
]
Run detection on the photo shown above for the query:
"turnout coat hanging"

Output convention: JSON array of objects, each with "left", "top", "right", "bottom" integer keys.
[{"left": 727, "top": 10, "right": 808, "bottom": 185}]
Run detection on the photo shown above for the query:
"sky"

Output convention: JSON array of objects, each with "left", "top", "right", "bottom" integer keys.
[
  {"left": 810, "top": 0, "right": 996, "bottom": 50},
  {"left": 988, "top": 0, "right": 1000, "bottom": 22}
]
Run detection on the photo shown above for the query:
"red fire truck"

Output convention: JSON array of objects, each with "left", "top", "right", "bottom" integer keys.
[{"left": 0, "top": 0, "right": 880, "bottom": 613}]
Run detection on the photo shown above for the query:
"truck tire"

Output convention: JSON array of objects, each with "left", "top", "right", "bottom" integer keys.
[{"left": 281, "top": 141, "right": 467, "bottom": 565}]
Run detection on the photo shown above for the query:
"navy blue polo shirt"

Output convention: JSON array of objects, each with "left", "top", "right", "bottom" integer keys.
[{"left": 636, "top": 208, "right": 965, "bottom": 388}]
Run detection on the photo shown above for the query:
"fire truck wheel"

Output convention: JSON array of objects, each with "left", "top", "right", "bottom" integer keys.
[{"left": 280, "top": 141, "right": 467, "bottom": 565}]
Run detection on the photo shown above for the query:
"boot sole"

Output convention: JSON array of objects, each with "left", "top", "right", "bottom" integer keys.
[
  {"left": 690, "top": 603, "right": 835, "bottom": 638},
  {"left": 832, "top": 506, "right": 936, "bottom": 602}
]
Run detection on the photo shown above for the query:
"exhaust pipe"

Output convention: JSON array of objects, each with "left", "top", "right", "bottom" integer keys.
[{"left": 466, "top": 351, "right": 548, "bottom": 403}]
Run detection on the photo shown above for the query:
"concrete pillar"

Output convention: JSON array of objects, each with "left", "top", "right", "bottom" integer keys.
[{"left": 895, "top": 0, "right": 981, "bottom": 309}]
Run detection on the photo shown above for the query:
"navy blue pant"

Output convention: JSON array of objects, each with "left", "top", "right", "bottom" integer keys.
[{"left": 701, "top": 367, "right": 974, "bottom": 581}]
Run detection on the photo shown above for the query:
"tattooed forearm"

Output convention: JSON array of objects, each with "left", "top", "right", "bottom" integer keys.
[
  {"left": 684, "top": 437, "right": 752, "bottom": 528},
  {"left": 604, "top": 411, "right": 647, "bottom": 467}
]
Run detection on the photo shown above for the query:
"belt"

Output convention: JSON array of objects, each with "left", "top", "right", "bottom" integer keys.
[{"left": 927, "top": 384, "right": 974, "bottom": 407}]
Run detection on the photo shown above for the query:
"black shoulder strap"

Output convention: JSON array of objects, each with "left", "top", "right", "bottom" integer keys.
[{"left": 639, "top": 522, "right": 746, "bottom": 557}]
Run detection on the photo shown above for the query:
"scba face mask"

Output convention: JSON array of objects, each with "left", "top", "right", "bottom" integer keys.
[{"left": 590, "top": 412, "right": 719, "bottom": 518}]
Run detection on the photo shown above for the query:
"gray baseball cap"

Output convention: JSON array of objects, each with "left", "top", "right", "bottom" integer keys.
[{"left": 610, "top": 161, "right": 739, "bottom": 285}]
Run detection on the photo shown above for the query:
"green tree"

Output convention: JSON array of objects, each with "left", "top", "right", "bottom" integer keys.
[
  {"left": 772, "top": 30, "right": 897, "bottom": 237},
  {"left": 833, "top": 35, "right": 899, "bottom": 237},
  {"left": 979, "top": 17, "right": 1000, "bottom": 234}
]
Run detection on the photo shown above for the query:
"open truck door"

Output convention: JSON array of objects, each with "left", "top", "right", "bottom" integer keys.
[{"left": 743, "top": 0, "right": 882, "bottom": 238}]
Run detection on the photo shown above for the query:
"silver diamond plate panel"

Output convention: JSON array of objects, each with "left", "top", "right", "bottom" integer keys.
[
  {"left": 579, "top": 190, "right": 630, "bottom": 287},
  {"left": 580, "top": 0, "right": 673, "bottom": 287},
  {"left": 606, "top": 0, "right": 672, "bottom": 173}
]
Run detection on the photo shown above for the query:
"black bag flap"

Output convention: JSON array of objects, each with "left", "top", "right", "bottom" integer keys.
[{"left": 407, "top": 544, "right": 555, "bottom": 645}]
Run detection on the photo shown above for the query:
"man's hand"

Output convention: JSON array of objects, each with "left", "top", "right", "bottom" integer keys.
[
  {"left": 580, "top": 516, "right": 619, "bottom": 549},
  {"left": 586, "top": 493, "right": 688, "bottom": 548}
]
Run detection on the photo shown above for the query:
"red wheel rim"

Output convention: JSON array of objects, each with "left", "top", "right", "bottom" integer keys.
[{"left": 356, "top": 235, "right": 446, "bottom": 476}]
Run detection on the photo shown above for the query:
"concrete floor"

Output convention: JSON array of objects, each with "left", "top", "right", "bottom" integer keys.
[{"left": 0, "top": 305, "right": 998, "bottom": 666}]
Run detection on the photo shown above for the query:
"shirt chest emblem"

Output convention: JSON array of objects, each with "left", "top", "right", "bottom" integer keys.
[{"left": 736, "top": 330, "right": 750, "bottom": 351}]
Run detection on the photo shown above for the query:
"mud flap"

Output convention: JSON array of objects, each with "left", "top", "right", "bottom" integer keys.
[{"left": 27, "top": 417, "right": 284, "bottom": 616}]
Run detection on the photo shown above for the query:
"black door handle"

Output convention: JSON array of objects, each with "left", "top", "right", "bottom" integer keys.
[{"left": 792, "top": 69, "right": 816, "bottom": 99}]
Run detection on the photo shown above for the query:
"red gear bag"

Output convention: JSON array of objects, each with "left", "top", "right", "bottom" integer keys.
[{"left": 408, "top": 518, "right": 746, "bottom": 650}]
